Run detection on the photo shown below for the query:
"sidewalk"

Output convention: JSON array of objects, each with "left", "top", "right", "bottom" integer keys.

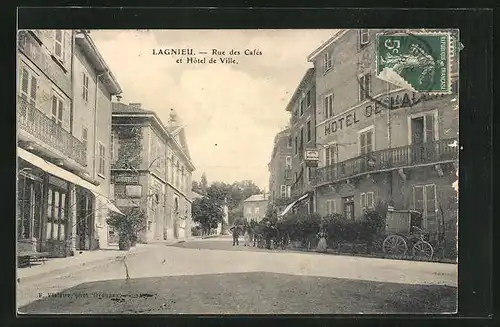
[{"left": 17, "top": 240, "right": 181, "bottom": 284}]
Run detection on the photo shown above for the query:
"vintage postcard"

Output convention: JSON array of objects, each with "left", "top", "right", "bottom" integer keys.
[{"left": 16, "top": 28, "right": 459, "bottom": 314}]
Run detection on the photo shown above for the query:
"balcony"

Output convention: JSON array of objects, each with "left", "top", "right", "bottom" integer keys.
[
  {"left": 313, "top": 138, "right": 458, "bottom": 186},
  {"left": 17, "top": 96, "right": 87, "bottom": 168}
]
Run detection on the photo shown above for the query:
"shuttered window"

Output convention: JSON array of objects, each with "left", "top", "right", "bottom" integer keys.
[
  {"left": 360, "top": 129, "right": 373, "bottom": 155},
  {"left": 53, "top": 30, "right": 64, "bottom": 62}
]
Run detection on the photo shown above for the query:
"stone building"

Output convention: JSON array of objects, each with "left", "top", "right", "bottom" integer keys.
[
  {"left": 111, "top": 103, "right": 195, "bottom": 243},
  {"left": 16, "top": 30, "right": 122, "bottom": 257},
  {"left": 267, "top": 128, "right": 293, "bottom": 214},
  {"left": 285, "top": 67, "right": 317, "bottom": 215},
  {"left": 243, "top": 194, "right": 269, "bottom": 223},
  {"left": 308, "top": 29, "right": 459, "bottom": 243}
]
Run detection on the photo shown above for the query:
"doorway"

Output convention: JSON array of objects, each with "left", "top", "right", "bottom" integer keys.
[
  {"left": 411, "top": 114, "right": 436, "bottom": 164},
  {"left": 17, "top": 174, "right": 44, "bottom": 251},
  {"left": 76, "top": 189, "right": 94, "bottom": 250}
]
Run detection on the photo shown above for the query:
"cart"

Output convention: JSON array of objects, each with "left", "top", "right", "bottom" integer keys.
[{"left": 382, "top": 207, "right": 434, "bottom": 259}]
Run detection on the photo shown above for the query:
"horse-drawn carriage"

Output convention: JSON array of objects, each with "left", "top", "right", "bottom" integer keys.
[{"left": 382, "top": 207, "right": 434, "bottom": 259}]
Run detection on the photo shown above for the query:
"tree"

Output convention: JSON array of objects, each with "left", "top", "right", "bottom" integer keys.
[{"left": 191, "top": 196, "right": 223, "bottom": 233}]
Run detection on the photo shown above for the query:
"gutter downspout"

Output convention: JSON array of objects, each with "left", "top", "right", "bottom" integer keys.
[
  {"left": 93, "top": 71, "right": 106, "bottom": 180},
  {"left": 70, "top": 31, "right": 75, "bottom": 135}
]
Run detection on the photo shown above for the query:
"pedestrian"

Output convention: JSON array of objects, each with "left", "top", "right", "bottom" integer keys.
[
  {"left": 230, "top": 225, "right": 241, "bottom": 246},
  {"left": 243, "top": 224, "right": 251, "bottom": 247},
  {"left": 317, "top": 225, "right": 327, "bottom": 253}
]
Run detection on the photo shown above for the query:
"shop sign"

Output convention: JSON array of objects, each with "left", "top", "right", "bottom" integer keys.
[
  {"left": 114, "top": 174, "right": 139, "bottom": 184},
  {"left": 323, "top": 90, "right": 439, "bottom": 136}
]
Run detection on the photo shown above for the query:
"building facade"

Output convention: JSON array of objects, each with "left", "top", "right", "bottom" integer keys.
[
  {"left": 16, "top": 29, "right": 122, "bottom": 257},
  {"left": 111, "top": 103, "right": 195, "bottom": 243},
  {"left": 243, "top": 194, "right": 269, "bottom": 222},
  {"left": 286, "top": 68, "right": 317, "bottom": 214},
  {"left": 267, "top": 128, "right": 293, "bottom": 214},
  {"left": 308, "top": 29, "right": 459, "bottom": 243}
]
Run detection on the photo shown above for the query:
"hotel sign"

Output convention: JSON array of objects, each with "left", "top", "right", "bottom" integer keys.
[
  {"left": 323, "top": 90, "right": 439, "bottom": 136},
  {"left": 304, "top": 150, "right": 319, "bottom": 167}
]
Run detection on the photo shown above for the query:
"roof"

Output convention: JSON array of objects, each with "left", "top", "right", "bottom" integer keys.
[
  {"left": 111, "top": 102, "right": 195, "bottom": 171},
  {"left": 244, "top": 194, "right": 269, "bottom": 202},
  {"left": 112, "top": 102, "right": 154, "bottom": 114},
  {"left": 75, "top": 30, "right": 122, "bottom": 95},
  {"left": 306, "top": 29, "right": 349, "bottom": 62},
  {"left": 285, "top": 68, "right": 315, "bottom": 112}
]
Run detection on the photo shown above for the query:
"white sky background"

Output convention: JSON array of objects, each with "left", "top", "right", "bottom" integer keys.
[{"left": 91, "top": 29, "right": 337, "bottom": 190}]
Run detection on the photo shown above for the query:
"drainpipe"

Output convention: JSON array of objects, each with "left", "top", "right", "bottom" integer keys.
[
  {"left": 70, "top": 31, "right": 75, "bottom": 134},
  {"left": 92, "top": 71, "right": 106, "bottom": 181}
]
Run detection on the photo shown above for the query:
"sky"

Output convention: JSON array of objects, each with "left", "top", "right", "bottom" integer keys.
[{"left": 91, "top": 29, "right": 337, "bottom": 190}]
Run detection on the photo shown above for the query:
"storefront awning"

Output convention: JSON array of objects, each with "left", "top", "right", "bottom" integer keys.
[
  {"left": 18, "top": 147, "right": 124, "bottom": 215},
  {"left": 91, "top": 191, "right": 125, "bottom": 216},
  {"left": 279, "top": 192, "right": 311, "bottom": 217},
  {"left": 18, "top": 147, "right": 98, "bottom": 192}
]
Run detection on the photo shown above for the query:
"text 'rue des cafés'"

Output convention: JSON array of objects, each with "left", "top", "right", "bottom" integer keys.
[{"left": 151, "top": 48, "right": 263, "bottom": 65}]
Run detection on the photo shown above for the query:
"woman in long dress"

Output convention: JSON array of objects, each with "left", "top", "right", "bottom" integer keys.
[
  {"left": 243, "top": 224, "right": 251, "bottom": 246},
  {"left": 317, "top": 228, "right": 328, "bottom": 253}
]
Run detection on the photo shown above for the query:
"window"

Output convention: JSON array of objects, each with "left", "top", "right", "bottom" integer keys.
[
  {"left": 306, "top": 90, "right": 311, "bottom": 107},
  {"left": 360, "top": 192, "right": 374, "bottom": 211},
  {"left": 110, "top": 133, "right": 114, "bottom": 160},
  {"left": 82, "top": 127, "right": 88, "bottom": 147},
  {"left": 285, "top": 156, "right": 292, "bottom": 170},
  {"left": 286, "top": 185, "right": 291, "bottom": 198},
  {"left": 300, "top": 128, "right": 304, "bottom": 149},
  {"left": 306, "top": 121, "right": 312, "bottom": 142},
  {"left": 359, "top": 128, "right": 374, "bottom": 155},
  {"left": 294, "top": 137, "right": 298, "bottom": 155},
  {"left": 359, "top": 29, "right": 370, "bottom": 46},
  {"left": 359, "top": 73, "right": 371, "bottom": 102},
  {"left": 246, "top": 207, "right": 252, "bottom": 214},
  {"left": 323, "top": 51, "right": 333, "bottom": 72},
  {"left": 326, "top": 199, "right": 336, "bottom": 215},
  {"left": 255, "top": 207, "right": 260, "bottom": 214},
  {"left": 46, "top": 188, "right": 67, "bottom": 241},
  {"left": 19, "top": 66, "right": 37, "bottom": 106},
  {"left": 51, "top": 94, "right": 64, "bottom": 126},
  {"left": 300, "top": 98, "right": 305, "bottom": 116},
  {"left": 307, "top": 167, "right": 313, "bottom": 181},
  {"left": 325, "top": 145, "right": 337, "bottom": 166},
  {"left": 170, "top": 155, "right": 175, "bottom": 182},
  {"left": 343, "top": 196, "right": 355, "bottom": 220},
  {"left": 82, "top": 73, "right": 89, "bottom": 101},
  {"left": 287, "top": 136, "right": 292, "bottom": 148},
  {"left": 280, "top": 185, "right": 287, "bottom": 198},
  {"left": 413, "top": 184, "right": 437, "bottom": 229},
  {"left": 98, "top": 142, "right": 106, "bottom": 176},
  {"left": 53, "top": 30, "right": 64, "bottom": 62},
  {"left": 324, "top": 94, "right": 334, "bottom": 119}
]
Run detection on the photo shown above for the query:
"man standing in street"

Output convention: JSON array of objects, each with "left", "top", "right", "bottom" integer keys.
[{"left": 230, "top": 224, "right": 241, "bottom": 246}]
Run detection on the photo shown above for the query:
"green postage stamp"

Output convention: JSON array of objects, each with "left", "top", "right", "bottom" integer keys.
[{"left": 376, "top": 31, "right": 453, "bottom": 94}]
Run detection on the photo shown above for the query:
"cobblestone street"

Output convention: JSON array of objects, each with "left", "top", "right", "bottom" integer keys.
[{"left": 18, "top": 237, "right": 457, "bottom": 314}]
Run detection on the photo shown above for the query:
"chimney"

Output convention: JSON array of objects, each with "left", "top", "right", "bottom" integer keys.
[{"left": 129, "top": 103, "right": 141, "bottom": 109}]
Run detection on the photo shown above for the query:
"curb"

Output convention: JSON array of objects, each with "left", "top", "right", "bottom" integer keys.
[
  {"left": 286, "top": 246, "right": 457, "bottom": 264},
  {"left": 18, "top": 246, "right": 150, "bottom": 285}
]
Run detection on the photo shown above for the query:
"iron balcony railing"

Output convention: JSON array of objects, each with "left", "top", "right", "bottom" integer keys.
[
  {"left": 313, "top": 138, "right": 458, "bottom": 186},
  {"left": 17, "top": 96, "right": 87, "bottom": 166}
]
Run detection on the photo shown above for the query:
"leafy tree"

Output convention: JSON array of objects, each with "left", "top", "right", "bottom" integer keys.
[{"left": 191, "top": 196, "right": 223, "bottom": 232}]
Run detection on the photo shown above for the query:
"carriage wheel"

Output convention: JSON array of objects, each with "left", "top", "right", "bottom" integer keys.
[
  {"left": 412, "top": 240, "right": 434, "bottom": 259},
  {"left": 382, "top": 235, "right": 408, "bottom": 255}
]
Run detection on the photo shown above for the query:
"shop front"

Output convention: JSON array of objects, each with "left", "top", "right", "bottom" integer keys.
[{"left": 17, "top": 148, "right": 121, "bottom": 257}]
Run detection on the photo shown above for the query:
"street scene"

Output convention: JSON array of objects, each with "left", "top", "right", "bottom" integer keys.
[{"left": 16, "top": 29, "right": 459, "bottom": 314}]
